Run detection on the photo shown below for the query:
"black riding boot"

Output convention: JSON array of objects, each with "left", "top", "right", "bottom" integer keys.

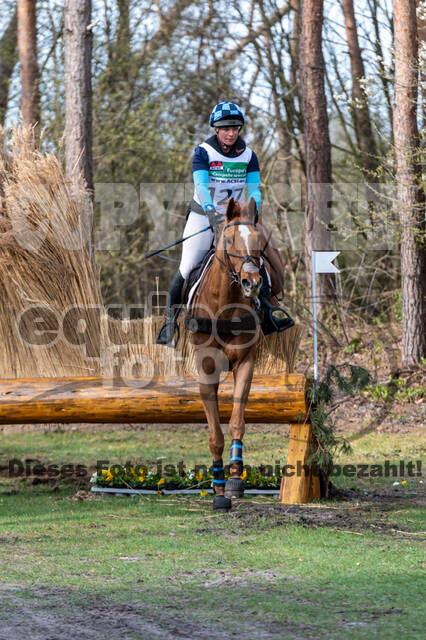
[
  {"left": 258, "top": 264, "right": 295, "bottom": 335},
  {"left": 156, "top": 270, "right": 185, "bottom": 347}
]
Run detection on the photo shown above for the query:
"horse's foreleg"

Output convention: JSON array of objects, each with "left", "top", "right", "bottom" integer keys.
[
  {"left": 229, "top": 355, "right": 255, "bottom": 460},
  {"left": 199, "top": 381, "right": 231, "bottom": 510},
  {"left": 224, "top": 355, "right": 255, "bottom": 500},
  {"left": 199, "top": 382, "right": 225, "bottom": 494}
]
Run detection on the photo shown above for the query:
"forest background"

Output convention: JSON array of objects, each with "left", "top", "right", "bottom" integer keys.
[{"left": 0, "top": 0, "right": 425, "bottom": 372}]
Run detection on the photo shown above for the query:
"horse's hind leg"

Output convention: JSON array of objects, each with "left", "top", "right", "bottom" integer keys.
[{"left": 225, "top": 354, "right": 255, "bottom": 499}]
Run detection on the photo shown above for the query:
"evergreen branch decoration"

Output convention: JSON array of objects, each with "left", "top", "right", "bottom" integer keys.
[{"left": 306, "top": 365, "right": 372, "bottom": 475}]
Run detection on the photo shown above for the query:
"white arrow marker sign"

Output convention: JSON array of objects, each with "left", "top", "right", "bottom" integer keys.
[
  {"left": 314, "top": 251, "right": 340, "bottom": 274},
  {"left": 312, "top": 251, "right": 341, "bottom": 385}
]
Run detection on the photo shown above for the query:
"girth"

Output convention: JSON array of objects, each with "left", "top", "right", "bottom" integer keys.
[{"left": 184, "top": 309, "right": 263, "bottom": 336}]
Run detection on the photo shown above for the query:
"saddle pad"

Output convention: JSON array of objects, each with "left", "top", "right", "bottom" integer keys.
[{"left": 186, "top": 252, "right": 215, "bottom": 310}]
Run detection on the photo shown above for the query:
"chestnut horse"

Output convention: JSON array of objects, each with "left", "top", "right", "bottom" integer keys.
[{"left": 185, "top": 197, "right": 286, "bottom": 510}]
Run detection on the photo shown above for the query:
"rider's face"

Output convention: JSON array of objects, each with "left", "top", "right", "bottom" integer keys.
[{"left": 214, "top": 125, "right": 241, "bottom": 152}]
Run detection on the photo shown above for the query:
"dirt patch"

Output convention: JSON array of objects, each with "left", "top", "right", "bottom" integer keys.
[
  {"left": 69, "top": 489, "right": 101, "bottom": 501},
  {"left": 0, "top": 584, "right": 219, "bottom": 640},
  {"left": 179, "top": 567, "right": 290, "bottom": 589},
  {"left": 195, "top": 488, "right": 426, "bottom": 538},
  {"left": 0, "top": 584, "right": 308, "bottom": 640}
]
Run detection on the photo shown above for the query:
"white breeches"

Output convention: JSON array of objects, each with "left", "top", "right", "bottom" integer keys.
[{"left": 179, "top": 211, "right": 215, "bottom": 279}]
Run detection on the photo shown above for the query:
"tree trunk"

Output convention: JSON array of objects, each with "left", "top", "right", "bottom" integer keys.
[
  {"left": 341, "top": 0, "right": 378, "bottom": 177},
  {"left": 299, "top": 0, "right": 333, "bottom": 298},
  {"left": 17, "top": 0, "right": 40, "bottom": 126},
  {"left": 64, "top": 0, "right": 93, "bottom": 194},
  {"left": 289, "top": 0, "right": 300, "bottom": 90},
  {"left": 418, "top": 0, "right": 426, "bottom": 133},
  {"left": 0, "top": 9, "right": 18, "bottom": 126},
  {"left": 367, "top": 0, "right": 393, "bottom": 133},
  {"left": 393, "top": 0, "right": 426, "bottom": 366}
]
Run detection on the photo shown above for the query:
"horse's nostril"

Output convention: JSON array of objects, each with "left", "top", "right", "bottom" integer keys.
[{"left": 242, "top": 278, "right": 250, "bottom": 288}]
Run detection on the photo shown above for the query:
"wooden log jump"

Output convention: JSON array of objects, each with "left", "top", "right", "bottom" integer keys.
[
  {"left": 0, "top": 373, "right": 319, "bottom": 503},
  {"left": 0, "top": 373, "right": 306, "bottom": 424}
]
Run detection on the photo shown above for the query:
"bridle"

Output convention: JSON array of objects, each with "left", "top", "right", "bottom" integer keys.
[
  {"left": 187, "top": 218, "right": 286, "bottom": 329},
  {"left": 215, "top": 221, "right": 272, "bottom": 287}
]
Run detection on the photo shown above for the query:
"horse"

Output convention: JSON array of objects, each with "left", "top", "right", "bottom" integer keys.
[{"left": 185, "top": 196, "right": 287, "bottom": 510}]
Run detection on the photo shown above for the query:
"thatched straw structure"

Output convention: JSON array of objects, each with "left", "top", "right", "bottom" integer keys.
[{"left": 0, "top": 126, "right": 302, "bottom": 381}]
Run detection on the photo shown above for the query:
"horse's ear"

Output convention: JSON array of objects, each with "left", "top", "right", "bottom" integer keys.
[
  {"left": 248, "top": 197, "right": 257, "bottom": 222},
  {"left": 226, "top": 197, "right": 236, "bottom": 221}
]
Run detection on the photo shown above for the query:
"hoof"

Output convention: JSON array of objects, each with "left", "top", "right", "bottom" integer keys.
[
  {"left": 225, "top": 477, "right": 245, "bottom": 499},
  {"left": 213, "top": 495, "right": 232, "bottom": 511}
]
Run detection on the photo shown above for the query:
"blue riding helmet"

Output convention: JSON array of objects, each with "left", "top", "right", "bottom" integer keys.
[{"left": 209, "top": 101, "right": 245, "bottom": 127}]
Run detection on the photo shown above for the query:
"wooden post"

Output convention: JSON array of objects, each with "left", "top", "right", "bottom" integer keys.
[{"left": 280, "top": 422, "right": 321, "bottom": 504}]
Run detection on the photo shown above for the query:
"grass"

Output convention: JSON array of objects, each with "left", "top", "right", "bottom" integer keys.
[
  {"left": 1, "top": 425, "right": 424, "bottom": 491},
  {"left": 0, "top": 487, "right": 424, "bottom": 639},
  {"left": 0, "top": 425, "right": 425, "bottom": 639}
]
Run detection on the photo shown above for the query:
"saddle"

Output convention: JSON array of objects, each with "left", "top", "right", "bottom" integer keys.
[{"left": 181, "top": 248, "right": 215, "bottom": 307}]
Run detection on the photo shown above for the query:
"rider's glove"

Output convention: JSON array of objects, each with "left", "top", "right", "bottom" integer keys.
[{"left": 205, "top": 204, "right": 221, "bottom": 233}]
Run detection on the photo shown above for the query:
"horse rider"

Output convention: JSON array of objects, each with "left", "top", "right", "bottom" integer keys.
[{"left": 156, "top": 101, "right": 291, "bottom": 346}]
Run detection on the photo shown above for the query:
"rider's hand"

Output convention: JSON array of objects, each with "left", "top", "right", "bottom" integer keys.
[{"left": 205, "top": 205, "right": 221, "bottom": 233}]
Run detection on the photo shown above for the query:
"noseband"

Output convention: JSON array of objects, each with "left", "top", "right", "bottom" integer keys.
[{"left": 215, "top": 221, "right": 271, "bottom": 286}]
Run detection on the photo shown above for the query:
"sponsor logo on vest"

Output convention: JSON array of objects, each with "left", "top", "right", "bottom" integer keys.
[{"left": 209, "top": 161, "right": 248, "bottom": 179}]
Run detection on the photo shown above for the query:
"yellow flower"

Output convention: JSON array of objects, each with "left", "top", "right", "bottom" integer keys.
[
  {"left": 157, "top": 478, "right": 165, "bottom": 486},
  {"left": 196, "top": 471, "right": 203, "bottom": 482},
  {"left": 401, "top": 480, "right": 407, "bottom": 486},
  {"left": 240, "top": 470, "right": 247, "bottom": 480},
  {"left": 138, "top": 474, "right": 145, "bottom": 483},
  {"left": 105, "top": 472, "right": 113, "bottom": 482},
  {"left": 101, "top": 469, "right": 108, "bottom": 477},
  {"left": 200, "top": 490, "right": 208, "bottom": 497}
]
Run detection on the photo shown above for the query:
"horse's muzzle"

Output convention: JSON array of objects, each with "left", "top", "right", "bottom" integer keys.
[{"left": 241, "top": 277, "right": 262, "bottom": 298}]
